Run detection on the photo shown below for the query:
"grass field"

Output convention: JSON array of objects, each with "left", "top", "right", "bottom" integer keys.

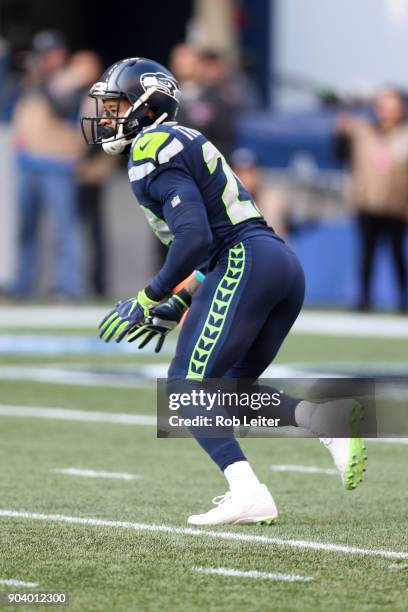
[{"left": 0, "top": 308, "right": 407, "bottom": 611}]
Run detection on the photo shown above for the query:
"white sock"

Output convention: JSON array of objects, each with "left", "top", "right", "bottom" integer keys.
[
  {"left": 294, "top": 400, "right": 317, "bottom": 430},
  {"left": 224, "top": 460, "right": 260, "bottom": 493}
]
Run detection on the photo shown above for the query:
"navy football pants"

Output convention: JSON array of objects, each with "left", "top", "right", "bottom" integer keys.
[{"left": 168, "top": 236, "right": 305, "bottom": 470}]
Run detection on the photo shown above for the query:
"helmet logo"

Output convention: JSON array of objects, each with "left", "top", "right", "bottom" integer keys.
[{"left": 140, "top": 72, "right": 180, "bottom": 100}]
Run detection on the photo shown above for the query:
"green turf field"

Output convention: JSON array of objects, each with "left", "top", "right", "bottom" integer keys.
[{"left": 0, "top": 315, "right": 407, "bottom": 612}]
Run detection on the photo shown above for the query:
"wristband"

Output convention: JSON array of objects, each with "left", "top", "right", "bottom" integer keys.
[
  {"left": 174, "top": 288, "right": 192, "bottom": 309},
  {"left": 194, "top": 270, "right": 206, "bottom": 283}
]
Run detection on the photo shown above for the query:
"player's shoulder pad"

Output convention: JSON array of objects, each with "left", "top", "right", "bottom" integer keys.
[{"left": 129, "top": 123, "right": 203, "bottom": 183}]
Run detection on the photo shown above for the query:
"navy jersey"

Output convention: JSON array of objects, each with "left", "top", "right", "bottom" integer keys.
[{"left": 128, "top": 122, "right": 278, "bottom": 298}]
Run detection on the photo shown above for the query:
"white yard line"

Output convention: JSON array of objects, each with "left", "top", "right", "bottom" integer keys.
[
  {"left": 0, "top": 510, "right": 407, "bottom": 560},
  {"left": 270, "top": 465, "right": 337, "bottom": 475},
  {"left": 53, "top": 468, "right": 141, "bottom": 481},
  {"left": 0, "top": 578, "right": 39, "bottom": 587},
  {"left": 0, "top": 405, "right": 155, "bottom": 425},
  {"left": 388, "top": 563, "right": 408, "bottom": 570},
  {"left": 192, "top": 566, "right": 313, "bottom": 582}
]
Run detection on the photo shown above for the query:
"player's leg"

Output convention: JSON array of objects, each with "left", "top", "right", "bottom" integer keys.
[
  {"left": 168, "top": 242, "right": 269, "bottom": 519},
  {"left": 11, "top": 168, "right": 41, "bottom": 297},
  {"left": 220, "top": 248, "right": 304, "bottom": 430},
  {"left": 42, "top": 169, "right": 83, "bottom": 298},
  {"left": 387, "top": 216, "right": 407, "bottom": 310},
  {"left": 169, "top": 238, "right": 301, "bottom": 524},
  {"left": 226, "top": 261, "right": 367, "bottom": 490},
  {"left": 357, "top": 212, "right": 379, "bottom": 310}
]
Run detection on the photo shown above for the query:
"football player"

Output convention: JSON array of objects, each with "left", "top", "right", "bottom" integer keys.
[{"left": 81, "top": 58, "right": 366, "bottom": 525}]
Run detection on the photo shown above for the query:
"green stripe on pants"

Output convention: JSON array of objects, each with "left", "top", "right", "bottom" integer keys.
[{"left": 187, "top": 242, "right": 246, "bottom": 380}]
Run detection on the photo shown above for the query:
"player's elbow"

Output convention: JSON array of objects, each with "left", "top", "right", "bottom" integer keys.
[
  {"left": 198, "top": 228, "right": 212, "bottom": 250},
  {"left": 193, "top": 228, "right": 212, "bottom": 256},
  {"left": 174, "top": 221, "right": 212, "bottom": 265}
]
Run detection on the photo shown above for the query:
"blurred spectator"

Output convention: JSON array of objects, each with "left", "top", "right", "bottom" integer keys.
[
  {"left": 231, "top": 148, "right": 288, "bottom": 238},
  {"left": 169, "top": 43, "right": 201, "bottom": 92},
  {"left": 336, "top": 88, "right": 408, "bottom": 311},
  {"left": 0, "top": 36, "right": 8, "bottom": 82},
  {"left": 171, "top": 45, "right": 240, "bottom": 157},
  {"left": 0, "top": 36, "right": 14, "bottom": 121},
  {"left": 10, "top": 30, "right": 85, "bottom": 300},
  {"left": 0, "top": 34, "right": 26, "bottom": 122},
  {"left": 75, "top": 51, "right": 116, "bottom": 297}
]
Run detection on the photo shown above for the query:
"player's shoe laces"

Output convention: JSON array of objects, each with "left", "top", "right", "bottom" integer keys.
[
  {"left": 187, "top": 484, "right": 278, "bottom": 526},
  {"left": 313, "top": 399, "right": 367, "bottom": 490}
]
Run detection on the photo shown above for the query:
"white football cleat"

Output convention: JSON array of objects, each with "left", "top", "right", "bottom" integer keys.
[
  {"left": 320, "top": 437, "right": 367, "bottom": 490},
  {"left": 302, "top": 397, "right": 367, "bottom": 490},
  {"left": 187, "top": 484, "right": 278, "bottom": 526}
]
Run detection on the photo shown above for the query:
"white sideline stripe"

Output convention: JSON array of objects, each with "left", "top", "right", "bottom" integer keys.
[
  {"left": 0, "top": 405, "right": 155, "bottom": 426},
  {"left": 388, "top": 563, "right": 408, "bottom": 570},
  {"left": 292, "top": 312, "right": 408, "bottom": 338},
  {"left": 0, "top": 335, "right": 176, "bottom": 357},
  {"left": 53, "top": 468, "right": 141, "bottom": 481},
  {"left": 271, "top": 465, "right": 337, "bottom": 475},
  {"left": 0, "top": 510, "right": 407, "bottom": 560},
  {"left": 0, "top": 578, "right": 39, "bottom": 587},
  {"left": 192, "top": 566, "right": 313, "bottom": 582},
  {"left": 0, "top": 307, "right": 407, "bottom": 337},
  {"left": 0, "top": 306, "right": 104, "bottom": 328}
]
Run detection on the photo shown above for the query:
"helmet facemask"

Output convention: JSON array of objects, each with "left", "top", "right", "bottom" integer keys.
[{"left": 81, "top": 87, "right": 172, "bottom": 155}]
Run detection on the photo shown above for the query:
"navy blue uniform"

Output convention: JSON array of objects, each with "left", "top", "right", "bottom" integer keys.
[{"left": 129, "top": 122, "right": 305, "bottom": 469}]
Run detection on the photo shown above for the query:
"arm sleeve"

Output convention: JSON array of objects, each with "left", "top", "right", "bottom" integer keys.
[{"left": 146, "top": 168, "right": 213, "bottom": 298}]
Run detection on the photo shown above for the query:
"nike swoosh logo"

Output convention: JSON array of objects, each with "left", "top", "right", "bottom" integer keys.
[{"left": 139, "top": 138, "right": 152, "bottom": 151}]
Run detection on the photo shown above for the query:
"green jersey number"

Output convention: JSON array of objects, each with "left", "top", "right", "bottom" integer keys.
[{"left": 202, "top": 141, "right": 262, "bottom": 225}]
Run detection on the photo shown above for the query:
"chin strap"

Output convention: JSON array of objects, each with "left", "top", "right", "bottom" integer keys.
[
  {"left": 102, "top": 111, "right": 169, "bottom": 155},
  {"left": 102, "top": 137, "right": 133, "bottom": 155}
]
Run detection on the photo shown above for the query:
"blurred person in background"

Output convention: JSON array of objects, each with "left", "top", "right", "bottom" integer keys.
[
  {"left": 0, "top": 29, "right": 28, "bottom": 122},
  {"left": 168, "top": 43, "right": 201, "bottom": 97},
  {"left": 157, "top": 44, "right": 250, "bottom": 269},
  {"left": 336, "top": 88, "right": 408, "bottom": 312},
  {"left": 10, "top": 30, "right": 84, "bottom": 300},
  {"left": 171, "top": 45, "right": 240, "bottom": 158},
  {"left": 231, "top": 148, "right": 288, "bottom": 239},
  {"left": 0, "top": 36, "right": 20, "bottom": 122},
  {"left": 74, "top": 51, "right": 116, "bottom": 297}
]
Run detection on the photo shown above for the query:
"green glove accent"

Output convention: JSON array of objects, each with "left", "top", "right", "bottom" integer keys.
[
  {"left": 137, "top": 288, "right": 160, "bottom": 315},
  {"left": 127, "top": 290, "right": 190, "bottom": 352},
  {"left": 98, "top": 289, "right": 161, "bottom": 343}
]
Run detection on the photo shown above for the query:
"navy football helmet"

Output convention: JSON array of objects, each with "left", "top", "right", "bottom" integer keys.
[{"left": 81, "top": 57, "right": 181, "bottom": 154}]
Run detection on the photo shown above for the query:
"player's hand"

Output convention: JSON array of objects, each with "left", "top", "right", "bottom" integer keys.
[
  {"left": 126, "top": 291, "right": 190, "bottom": 353},
  {"left": 98, "top": 290, "right": 160, "bottom": 343}
]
